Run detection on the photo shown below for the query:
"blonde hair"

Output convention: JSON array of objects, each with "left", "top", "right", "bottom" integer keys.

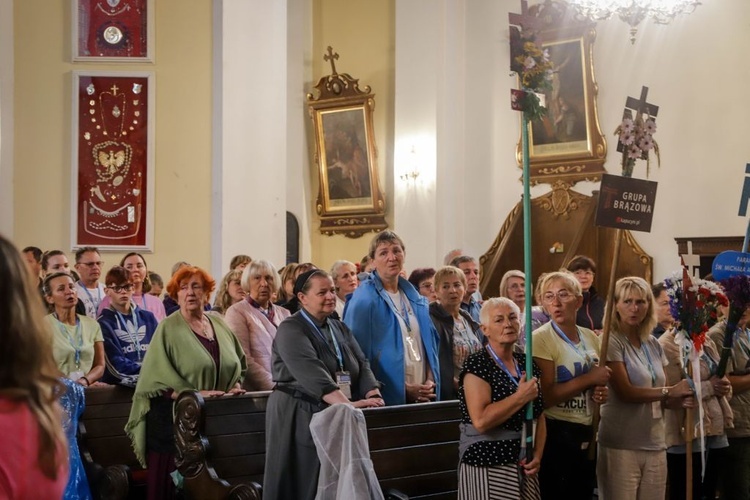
[
  {"left": 539, "top": 271, "right": 582, "bottom": 297},
  {"left": 433, "top": 265, "right": 467, "bottom": 290},
  {"left": 213, "top": 269, "right": 244, "bottom": 314},
  {"left": 611, "top": 276, "right": 656, "bottom": 339},
  {"left": 0, "top": 236, "right": 65, "bottom": 479}
]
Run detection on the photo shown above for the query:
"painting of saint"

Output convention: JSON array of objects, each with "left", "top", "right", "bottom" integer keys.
[{"left": 322, "top": 109, "right": 372, "bottom": 204}]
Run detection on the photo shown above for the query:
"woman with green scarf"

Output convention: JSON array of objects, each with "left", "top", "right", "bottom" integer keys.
[{"left": 126, "top": 266, "right": 246, "bottom": 500}]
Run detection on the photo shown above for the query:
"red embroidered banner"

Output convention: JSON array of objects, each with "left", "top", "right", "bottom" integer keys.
[
  {"left": 75, "top": 75, "right": 149, "bottom": 247},
  {"left": 76, "top": 0, "right": 149, "bottom": 59}
]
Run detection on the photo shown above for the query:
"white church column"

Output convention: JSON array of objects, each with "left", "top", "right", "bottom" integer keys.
[
  {"left": 394, "top": 0, "right": 468, "bottom": 269},
  {"left": 212, "top": 0, "right": 311, "bottom": 277},
  {"left": 0, "top": 0, "right": 13, "bottom": 237}
]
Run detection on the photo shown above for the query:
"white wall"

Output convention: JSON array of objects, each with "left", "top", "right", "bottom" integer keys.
[{"left": 393, "top": 0, "right": 750, "bottom": 282}]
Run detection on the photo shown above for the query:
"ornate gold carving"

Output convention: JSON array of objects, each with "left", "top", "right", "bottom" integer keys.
[
  {"left": 515, "top": 0, "right": 608, "bottom": 187},
  {"left": 307, "top": 47, "right": 388, "bottom": 238},
  {"left": 532, "top": 180, "right": 588, "bottom": 219}
]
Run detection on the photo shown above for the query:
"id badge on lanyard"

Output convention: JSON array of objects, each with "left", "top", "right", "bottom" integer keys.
[{"left": 336, "top": 371, "right": 352, "bottom": 399}]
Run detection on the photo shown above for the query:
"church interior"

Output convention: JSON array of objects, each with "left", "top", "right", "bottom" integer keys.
[{"left": 1, "top": 0, "right": 748, "bottom": 290}]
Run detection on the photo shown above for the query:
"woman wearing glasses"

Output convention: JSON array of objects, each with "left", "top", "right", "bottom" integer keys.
[
  {"left": 598, "top": 277, "right": 694, "bottom": 500},
  {"left": 531, "top": 271, "right": 610, "bottom": 499},
  {"left": 43, "top": 272, "right": 106, "bottom": 386},
  {"left": 98, "top": 253, "right": 167, "bottom": 322},
  {"left": 97, "top": 266, "right": 159, "bottom": 386}
]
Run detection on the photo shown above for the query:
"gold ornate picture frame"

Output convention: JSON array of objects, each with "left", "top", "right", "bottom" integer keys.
[
  {"left": 515, "top": 1, "right": 607, "bottom": 186},
  {"left": 307, "top": 48, "right": 387, "bottom": 238}
]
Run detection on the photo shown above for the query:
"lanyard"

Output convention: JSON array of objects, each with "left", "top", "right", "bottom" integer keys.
[
  {"left": 627, "top": 340, "right": 657, "bottom": 387},
  {"left": 301, "top": 310, "right": 344, "bottom": 371},
  {"left": 550, "top": 321, "right": 592, "bottom": 366},
  {"left": 133, "top": 294, "right": 150, "bottom": 313},
  {"left": 385, "top": 290, "right": 412, "bottom": 333},
  {"left": 114, "top": 308, "right": 142, "bottom": 361},
  {"left": 54, "top": 314, "right": 83, "bottom": 370},
  {"left": 78, "top": 281, "right": 102, "bottom": 310},
  {"left": 486, "top": 344, "right": 521, "bottom": 387}
]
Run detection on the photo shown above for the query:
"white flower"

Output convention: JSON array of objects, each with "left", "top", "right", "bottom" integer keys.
[
  {"left": 644, "top": 118, "right": 657, "bottom": 135},
  {"left": 542, "top": 49, "right": 550, "bottom": 63},
  {"left": 639, "top": 135, "right": 654, "bottom": 152},
  {"left": 627, "top": 144, "right": 641, "bottom": 159},
  {"left": 621, "top": 117, "right": 635, "bottom": 134},
  {"left": 620, "top": 131, "right": 635, "bottom": 146},
  {"left": 524, "top": 56, "right": 537, "bottom": 70}
]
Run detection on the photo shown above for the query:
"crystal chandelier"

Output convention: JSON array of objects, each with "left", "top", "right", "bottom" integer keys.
[{"left": 564, "top": 0, "right": 702, "bottom": 43}]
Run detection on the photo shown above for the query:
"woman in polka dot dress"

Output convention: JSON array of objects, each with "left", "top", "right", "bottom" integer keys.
[{"left": 457, "top": 297, "right": 545, "bottom": 500}]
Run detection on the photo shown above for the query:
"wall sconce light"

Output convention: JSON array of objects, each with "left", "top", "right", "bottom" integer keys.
[{"left": 399, "top": 146, "right": 420, "bottom": 183}]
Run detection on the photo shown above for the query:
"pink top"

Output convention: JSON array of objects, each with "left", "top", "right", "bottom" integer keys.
[
  {"left": 0, "top": 398, "right": 67, "bottom": 499},
  {"left": 97, "top": 293, "right": 167, "bottom": 322}
]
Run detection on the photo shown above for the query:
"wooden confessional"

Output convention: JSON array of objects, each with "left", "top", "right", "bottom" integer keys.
[{"left": 479, "top": 182, "right": 652, "bottom": 298}]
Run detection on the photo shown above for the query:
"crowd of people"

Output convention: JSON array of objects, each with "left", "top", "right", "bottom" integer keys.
[{"left": 3, "top": 231, "right": 749, "bottom": 499}]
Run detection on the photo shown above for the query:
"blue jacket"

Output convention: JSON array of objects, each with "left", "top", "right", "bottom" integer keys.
[
  {"left": 343, "top": 271, "right": 441, "bottom": 406},
  {"left": 98, "top": 306, "right": 158, "bottom": 386}
]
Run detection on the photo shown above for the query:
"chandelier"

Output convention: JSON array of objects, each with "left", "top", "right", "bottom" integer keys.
[{"left": 564, "top": 0, "right": 702, "bottom": 43}]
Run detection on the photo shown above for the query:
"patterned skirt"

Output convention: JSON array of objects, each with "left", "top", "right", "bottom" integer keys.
[{"left": 458, "top": 462, "right": 541, "bottom": 500}]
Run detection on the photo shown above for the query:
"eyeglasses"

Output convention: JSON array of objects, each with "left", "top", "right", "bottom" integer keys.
[
  {"left": 108, "top": 284, "right": 134, "bottom": 293},
  {"left": 573, "top": 270, "right": 594, "bottom": 277},
  {"left": 79, "top": 261, "right": 104, "bottom": 268},
  {"left": 543, "top": 290, "right": 577, "bottom": 304}
]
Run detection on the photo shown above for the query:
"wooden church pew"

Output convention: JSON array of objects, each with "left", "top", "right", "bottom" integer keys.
[
  {"left": 79, "top": 385, "right": 146, "bottom": 500},
  {"left": 174, "top": 390, "right": 461, "bottom": 500}
]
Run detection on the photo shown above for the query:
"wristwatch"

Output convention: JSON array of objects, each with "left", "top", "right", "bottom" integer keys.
[{"left": 661, "top": 386, "right": 669, "bottom": 400}]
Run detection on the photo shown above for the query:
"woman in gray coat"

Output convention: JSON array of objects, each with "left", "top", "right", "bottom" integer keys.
[{"left": 263, "top": 269, "right": 384, "bottom": 500}]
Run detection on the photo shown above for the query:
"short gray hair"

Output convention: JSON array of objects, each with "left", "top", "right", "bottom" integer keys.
[
  {"left": 330, "top": 260, "right": 356, "bottom": 281},
  {"left": 241, "top": 259, "right": 280, "bottom": 292},
  {"left": 479, "top": 297, "right": 521, "bottom": 326},
  {"left": 368, "top": 231, "right": 405, "bottom": 259}
]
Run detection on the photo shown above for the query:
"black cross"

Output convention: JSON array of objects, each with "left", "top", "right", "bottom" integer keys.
[
  {"left": 324, "top": 46, "right": 339, "bottom": 75},
  {"left": 625, "top": 86, "right": 659, "bottom": 118}
]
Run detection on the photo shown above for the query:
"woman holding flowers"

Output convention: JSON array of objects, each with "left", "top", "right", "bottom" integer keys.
[
  {"left": 659, "top": 318, "right": 732, "bottom": 499},
  {"left": 597, "top": 277, "right": 694, "bottom": 500}
]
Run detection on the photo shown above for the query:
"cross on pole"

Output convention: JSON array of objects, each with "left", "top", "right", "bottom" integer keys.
[
  {"left": 625, "top": 86, "right": 659, "bottom": 119},
  {"left": 681, "top": 241, "right": 702, "bottom": 278},
  {"left": 324, "top": 46, "right": 339, "bottom": 75},
  {"left": 617, "top": 86, "right": 660, "bottom": 154}
]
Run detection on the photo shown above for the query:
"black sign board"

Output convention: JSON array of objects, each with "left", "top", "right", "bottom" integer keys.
[{"left": 595, "top": 174, "right": 658, "bottom": 232}]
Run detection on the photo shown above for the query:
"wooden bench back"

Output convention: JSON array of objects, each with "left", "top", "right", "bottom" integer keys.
[
  {"left": 79, "top": 385, "right": 144, "bottom": 499},
  {"left": 175, "top": 392, "right": 461, "bottom": 500},
  {"left": 364, "top": 401, "right": 461, "bottom": 499},
  {"left": 175, "top": 391, "right": 268, "bottom": 499}
]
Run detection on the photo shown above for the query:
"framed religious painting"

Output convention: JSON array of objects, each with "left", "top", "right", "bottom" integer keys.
[
  {"left": 515, "top": 1, "right": 607, "bottom": 186},
  {"left": 71, "top": 71, "right": 155, "bottom": 251},
  {"left": 307, "top": 48, "right": 387, "bottom": 238},
  {"left": 73, "top": 0, "right": 154, "bottom": 62}
]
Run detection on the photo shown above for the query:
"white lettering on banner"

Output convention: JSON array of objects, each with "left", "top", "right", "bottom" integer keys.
[{"left": 612, "top": 200, "right": 653, "bottom": 213}]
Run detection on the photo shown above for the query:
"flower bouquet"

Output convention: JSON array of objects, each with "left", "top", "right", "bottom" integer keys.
[
  {"left": 716, "top": 275, "right": 750, "bottom": 377},
  {"left": 614, "top": 112, "right": 660, "bottom": 177},
  {"left": 510, "top": 27, "right": 553, "bottom": 122}
]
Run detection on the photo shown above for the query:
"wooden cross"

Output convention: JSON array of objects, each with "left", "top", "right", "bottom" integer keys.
[
  {"left": 324, "top": 46, "right": 339, "bottom": 75},
  {"left": 625, "top": 86, "right": 659, "bottom": 118},
  {"left": 110, "top": 84, "right": 119, "bottom": 95},
  {"left": 509, "top": 0, "right": 547, "bottom": 41},
  {"left": 681, "top": 241, "right": 702, "bottom": 279}
]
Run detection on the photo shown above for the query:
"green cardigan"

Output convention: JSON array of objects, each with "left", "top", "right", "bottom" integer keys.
[{"left": 125, "top": 312, "right": 246, "bottom": 466}]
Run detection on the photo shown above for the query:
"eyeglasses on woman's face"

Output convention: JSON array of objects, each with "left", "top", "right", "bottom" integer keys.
[
  {"left": 542, "top": 289, "right": 577, "bottom": 304},
  {"left": 108, "top": 283, "right": 134, "bottom": 293}
]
